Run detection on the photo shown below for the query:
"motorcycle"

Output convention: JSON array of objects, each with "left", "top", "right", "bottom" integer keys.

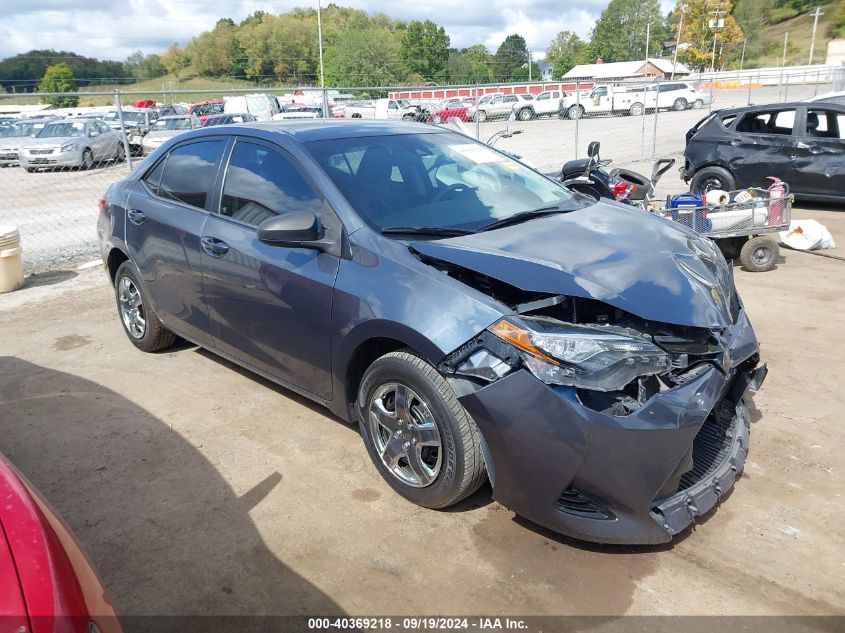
[{"left": 559, "top": 141, "right": 676, "bottom": 209}]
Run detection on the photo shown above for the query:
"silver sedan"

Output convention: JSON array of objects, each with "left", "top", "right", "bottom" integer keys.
[{"left": 19, "top": 119, "right": 124, "bottom": 172}]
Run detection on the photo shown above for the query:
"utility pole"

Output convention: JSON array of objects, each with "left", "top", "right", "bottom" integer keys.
[
  {"left": 671, "top": 5, "right": 686, "bottom": 79},
  {"left": 528, "top": 51, "right": 532, "bottom": 82},
  {"left": 808, "top": 6, "right": 824, "bottom": 65},
  {"left": 783, "top": 31, "right": 789, "bottom": 66},
  {"left": 645, "top": 22, "right": 651, "bottom": 61},
  {"left": 317, "top": 0, "right": 328, "bottom": 120},
  {"left": 740, "top": 39, "right": 747, "bottom": 71},
  {"left": 709, "top": 5, "right": 727, "bottom": 73}
]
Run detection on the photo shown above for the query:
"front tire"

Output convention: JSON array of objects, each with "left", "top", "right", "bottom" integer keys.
[
  {"left": 477, "top": 110, "right": 488, "bottom": 122},
  {"left": 690, "top": 165, "right": 735, "bottom": 194},
  {"left": 81, "top": 148, "right": 94, "bottom": 170},
  {"left": 629, "top": 102, "right": 644, "bottom": 116},
  {"left": 114, "top": 143, "right": 125, "bottom": 162},
  {"left": 673, "top": 98, "right": 688, "bottom": 111},
  {"left": 358, "top": 351, "right": 486, "bottom": 509},
  {"left": 114, "top": 261, "right": 176, "bottom": 352},
  {"left": 693, "top": 99, "right": 704, "bottom": 109},
  {"left": 517, "top": 107, "right": 533, "bottom": 121},
  {"left": 433, "top": 115, "right": 443, "bottom": 124}
]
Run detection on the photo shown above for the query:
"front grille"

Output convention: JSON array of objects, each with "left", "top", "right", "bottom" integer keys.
[
  {"left": 30, "top": 149, "right": 53, "bottom": 155},
  {"left": 678, "top": 403, "right": 735, "bottom": 491},
  {"left": 556, "top": 486, "right": 614, "bottom": 520}
]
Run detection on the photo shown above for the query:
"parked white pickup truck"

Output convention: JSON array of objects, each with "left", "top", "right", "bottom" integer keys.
[
  {"left": 345, "top": 98, "right": 418, "bottom": 120},
  {"left": 562, "top": 85, "right": 653, "bottom": 119},
  {"left": 512, "top": 90, "right": 565, "bottom": 120}
]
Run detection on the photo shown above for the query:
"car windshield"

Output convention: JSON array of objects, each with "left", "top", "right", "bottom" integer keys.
[
  {"left": 37, "top": 121, "right": 87, "bottom": 138},
  {"left": 305, "top": 131, "right": 579, "bottom": 234},
  {"left": 103, "top": 111, "right": 147, "bottom": 124},
  {"left": 0, "top": 121, "right": 43, "bottom": 137},
  {"left": 153, "top": 117, "right": 193, "bottom": 131}
]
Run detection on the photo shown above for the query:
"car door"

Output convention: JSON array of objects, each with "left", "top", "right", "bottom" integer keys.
[
  {"left": 791, "top": 107, "right": 845, "bottom": 197},
  {"left": 200, "top": 137, "right": 339, "bottom": 399},
  {"left": 728, "top": 107, "right": 798, "bottom": 188},
  {"left": 85, "top": 122, "right": 105, "bottom": 160},
  {"left": 125, "top": 138, "right": 227, "bottom": 346},
  {"left": 97, "top": 121, "right": 119, "bottom": 157}
]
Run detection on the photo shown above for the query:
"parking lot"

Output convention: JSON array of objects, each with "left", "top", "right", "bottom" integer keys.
[{"left": 0, "top": 205, "right": 842, "bottom": 619}]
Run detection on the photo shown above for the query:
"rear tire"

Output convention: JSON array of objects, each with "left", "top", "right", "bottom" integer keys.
[
  {"left": 433, "top": 115, "right": 443, "bottom": 124},
  {"left": 358, "top": 351, "right": 487, "bottom": 509},
  {"left": 114, "top": 261, "right": 176, "bottom": 352},
  {"left": 629, "top": 102, "right": 644, "bottom": 116},
  {"left": 693, "top": 99, "right": 704, "bottom": 109},
  {"left": 114, "top": 143, "right": 125, "bottom": 162},
  {"left": 690, "top": 166, "right": 735, "bottom": 194},
  {"left": 740, "top": 236, "right": 778, "bottom": 272}
]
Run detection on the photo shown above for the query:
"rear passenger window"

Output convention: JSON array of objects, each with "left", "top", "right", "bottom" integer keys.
[
  {"left": 736, "top": 109, "right": 795, "bottom": 135},
  {"left": 220, "top": 141, "right": 323, "bottom": 227},
  {"left": 806, "top": 109, "right": 844, "bottom": 139},
  {"left": 159, "top": 140, "right": 225, "bottom": 209}
]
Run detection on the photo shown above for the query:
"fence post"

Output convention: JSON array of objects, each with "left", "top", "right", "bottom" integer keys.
[
  {"left": 640, "top": 80, "right": 648, "bottom": 157},
  {"left": 574, "top": 81, "right": 580, "bottom": 160},
  {"left": 814, "top": 69, "right": 820, "bottom": 97},
  {"left": 113, "top": 90, "right": 133, "bottom": 172},
  {"left": 651, "top": 78, "right": 659, "bottom": 159},
  {"left": 747, "top": 75, "right": 752, "bottom": 105},
  {"left": 474, "top": 85, "right": 480, "bottom": 140}
]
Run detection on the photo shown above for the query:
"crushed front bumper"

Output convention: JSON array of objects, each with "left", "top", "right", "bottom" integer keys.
[{"left": 457, "top": 319, "right": 765, "bottom": 545}]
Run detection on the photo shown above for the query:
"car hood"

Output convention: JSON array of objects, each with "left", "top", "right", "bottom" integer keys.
[
  {"left": 144, "top": 130, "right": 187, "bottom": 141},
  {"left": 410, "top": 202, "right": 734, "bottom": 328}
]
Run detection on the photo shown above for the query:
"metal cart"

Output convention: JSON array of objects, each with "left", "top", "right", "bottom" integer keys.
[{"left": 658, "top": 186, "right": 793, "bottom": 272}]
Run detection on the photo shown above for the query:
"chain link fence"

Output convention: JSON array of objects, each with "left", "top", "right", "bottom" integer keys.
[{"left": 0, "top": 66, "right": 841, "bottom": 274}]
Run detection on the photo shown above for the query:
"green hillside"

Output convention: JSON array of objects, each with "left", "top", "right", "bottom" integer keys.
[{"left": 739, "top": 2, "right": 840, "bottom": 68}]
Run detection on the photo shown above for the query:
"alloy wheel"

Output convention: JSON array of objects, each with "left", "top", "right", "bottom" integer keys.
[
  {"left": 118, "top": 276, "right": 146, "bottom": 339},
  {"left": 368, "top": 382, "right": 442, "bottom": 488}
]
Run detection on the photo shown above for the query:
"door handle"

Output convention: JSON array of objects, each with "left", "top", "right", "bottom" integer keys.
[
  {"left": 729, "top": 139, "right": 741, "bottom": 146},
  {"left": 201, "top": 236, "right": 230, "bottom": 257},
  {"left": 126, "top": 208, "right": 146, "bottom": 225}
]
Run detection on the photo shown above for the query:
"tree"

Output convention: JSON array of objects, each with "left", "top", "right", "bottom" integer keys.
[
  {"left": 160, "top": 44, "right": 186, "bottom": 79},
  {"left": 124, "top": 51, "right": 165, "bottom": 81},
  {"left": 511, "top": 62, "right": 541, "bottom": 81},
  {"left": 545, "top": 31, "right": 588, "bottom": 77},
  {"left": 590, "top": 0, "right": 666, "bottom": 62},
  {"left": 400, "top": 20, "right": 450, "bottom": 81},
  {"left": 830, "top": 0, "right": 845, "bottom": 38},
  {"left": 324, "top": 27, "right": 404, "bottom": 87},
  {"left": 494, "top": 34, "right": 529, "bottom": 81},
  {"left": 670, "top": 0, "right": 744, "bottom": 71},
  {"left": 38, "top": 63, "right": 78, "bottom": 107},
  {"left": 0, "top": 50, "right": 127, "bottom": 93},
  {"left": 732, "top": 0, "right": 775, "bottom": 65}
]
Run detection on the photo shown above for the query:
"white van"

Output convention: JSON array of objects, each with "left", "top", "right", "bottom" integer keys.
[{"left": 223, "top": 94, "right": 281, "bottom": 121}]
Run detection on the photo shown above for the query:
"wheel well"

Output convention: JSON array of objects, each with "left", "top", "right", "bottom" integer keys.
[
  {"left": 345, "top": 337, "right": 410, "bottom": 407},
  {"left": 107, "top": 248, "right": 129, "bottom": 285}
]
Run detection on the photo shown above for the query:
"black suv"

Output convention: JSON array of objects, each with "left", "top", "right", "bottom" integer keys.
[{"left": 682, "top": 102, "right": 845, "bottom": 201}]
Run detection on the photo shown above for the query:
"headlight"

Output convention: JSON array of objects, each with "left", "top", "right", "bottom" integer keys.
[
  {"left": 60, "top": 142, "right": 79, "bottom": 153},
  {"left": 489, "top": 317, "right": 670, "bottom": 392}
]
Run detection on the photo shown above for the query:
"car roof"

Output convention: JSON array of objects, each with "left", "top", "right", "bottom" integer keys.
[
  {"left": 717, "top": 101, "right": 845, "bottom": 115},
  {"left": 222, "top": 119, "right": 443, "bottom": 141}
]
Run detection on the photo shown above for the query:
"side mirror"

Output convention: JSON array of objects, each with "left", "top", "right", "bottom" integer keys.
[
  {"left": 257, "top": 211, "right": 329, "bottom": 250},
  {"left": 587, "top": 141, "right": 600, "bottom": 158}
]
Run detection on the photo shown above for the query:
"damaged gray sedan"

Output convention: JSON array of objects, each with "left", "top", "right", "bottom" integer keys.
[{"left": 97, "top": 121, "right": 766, "bottom": 545}]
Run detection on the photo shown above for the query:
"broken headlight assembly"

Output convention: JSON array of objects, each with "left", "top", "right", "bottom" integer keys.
[{"left": 485, "top": 316, "right": 671, "bottom": 392}]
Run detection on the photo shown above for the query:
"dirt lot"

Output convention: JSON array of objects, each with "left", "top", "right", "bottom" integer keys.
[{"left": 0, "top": 207, "right": 843, "bottom": 621}]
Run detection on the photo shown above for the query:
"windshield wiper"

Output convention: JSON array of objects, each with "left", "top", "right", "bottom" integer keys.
[
  {"left": 380, "top": 226, "right": 474, "bottom": 238},
  {"left": 478, "top": 205, "right": 571, "bottom": 232}
]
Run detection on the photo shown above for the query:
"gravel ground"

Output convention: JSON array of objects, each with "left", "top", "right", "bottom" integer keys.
[{"left": 0, "top": 207, "right": 842, "bottom": 621}]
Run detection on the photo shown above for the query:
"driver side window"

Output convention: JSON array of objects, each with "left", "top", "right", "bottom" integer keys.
[{"left": 220, "top": 141, "right": 323, "bottom": 227}]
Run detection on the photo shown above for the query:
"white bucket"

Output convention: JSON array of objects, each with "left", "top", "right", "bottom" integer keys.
[{"left": 0, "top": 226, "right": 24, "bottom": 294}]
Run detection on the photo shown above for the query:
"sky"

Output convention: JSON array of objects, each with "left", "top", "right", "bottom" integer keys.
[{"left": 0, "top": 0, "right": 677, "bottom": 62}]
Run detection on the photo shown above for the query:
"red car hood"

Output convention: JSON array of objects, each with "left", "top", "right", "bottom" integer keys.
[{"left": 0, "top": 456, "right": 121, "bottom": 633}]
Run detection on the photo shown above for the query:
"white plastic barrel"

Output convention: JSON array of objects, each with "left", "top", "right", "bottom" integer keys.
[{"left": 0, "top": 226, "right": 24, "bottom": 294}]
